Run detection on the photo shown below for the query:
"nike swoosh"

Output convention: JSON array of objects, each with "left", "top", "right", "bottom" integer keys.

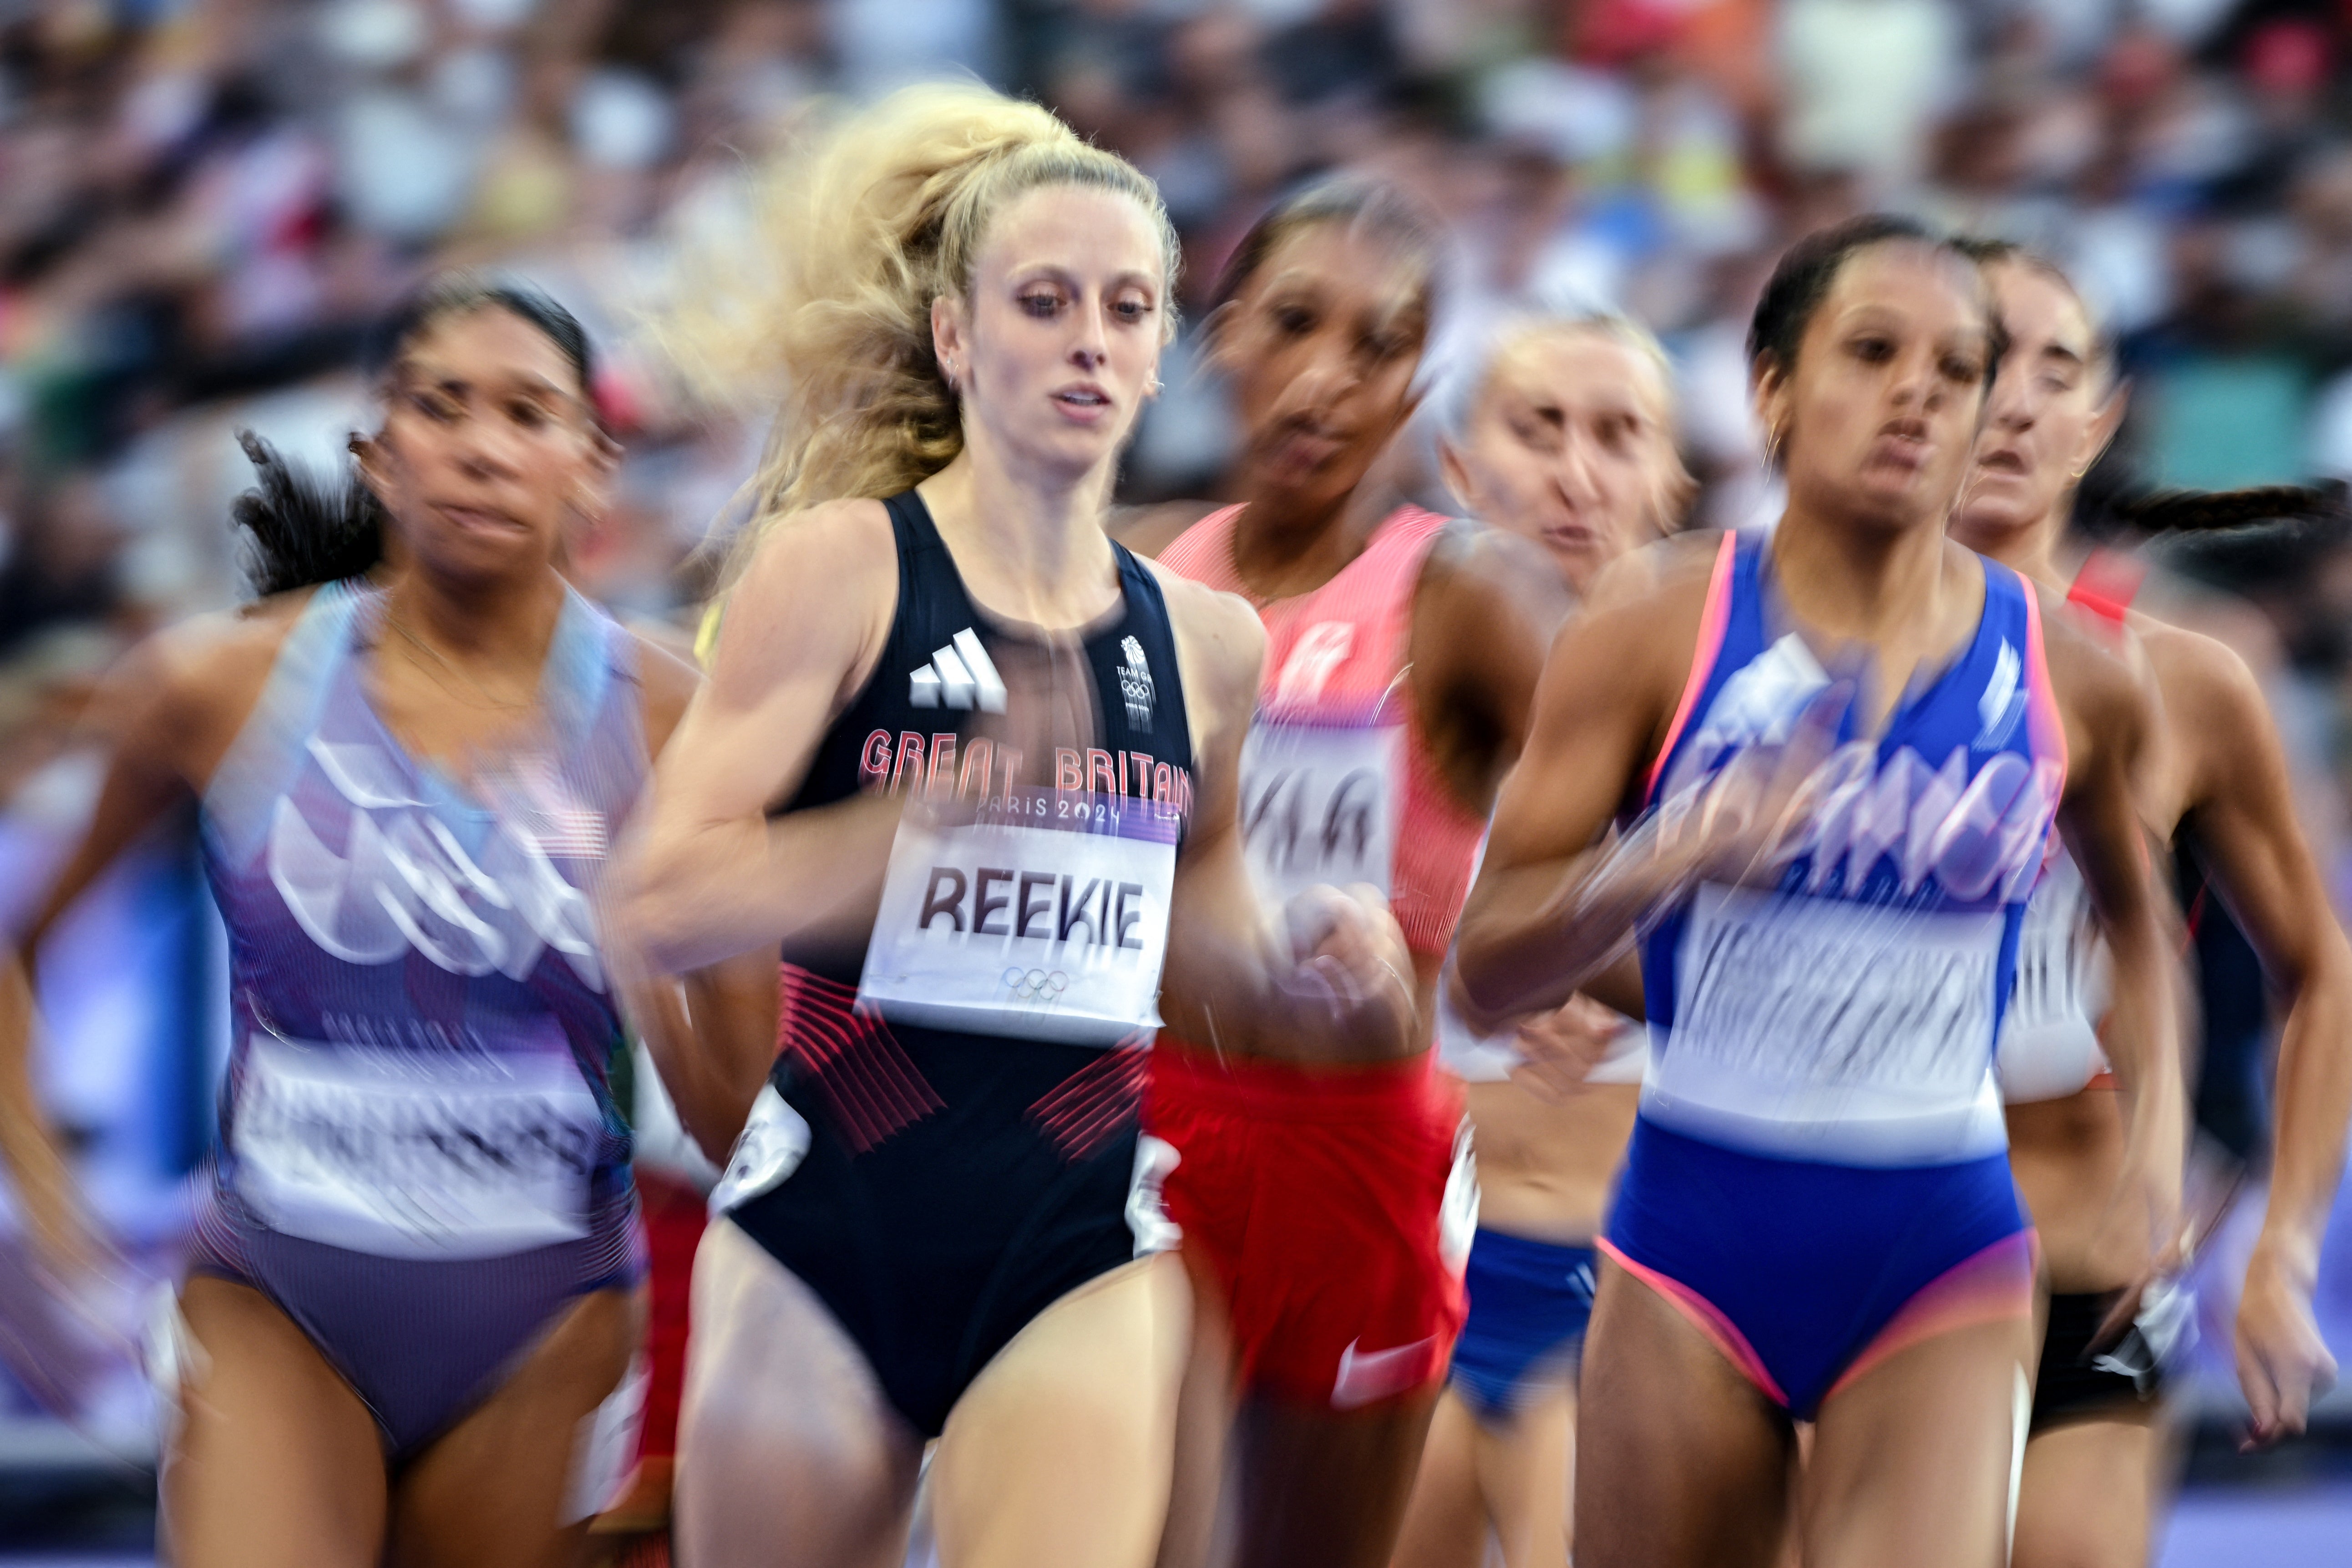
[{"left": 1332, "top": 1335, "right": 1436, "bottom": 1411}]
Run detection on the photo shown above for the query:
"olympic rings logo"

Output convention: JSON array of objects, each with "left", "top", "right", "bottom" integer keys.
[{"left": 1002, "top": 968, "right": 1071, "bottom": 1003}]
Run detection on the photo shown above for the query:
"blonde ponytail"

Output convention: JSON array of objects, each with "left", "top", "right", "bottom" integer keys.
[{"left": 660, "top": 82, "right": 1178, "bottom": 581}]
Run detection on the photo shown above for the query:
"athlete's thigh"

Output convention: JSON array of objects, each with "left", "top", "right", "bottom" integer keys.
[
  {"left": 1574, "top": 1260, "right": 1791, "bottom": 1568},
  {"left": 930, "top": 1253, "right": 1189, "bottom": 1568},
  {"left": 1803, "top": 1315, "right": 2036, "bottom": 1568},
  {"left": 1388, "top": 1389, "right": 1489, "bottom": 1568},
  {"left": 674, "top": 1218, "right": 924, "bottom": 1568},
  {"left": 2011, "top": 1414, "right": 2160, "bottom": 1568},
  {"left": 1474, "top": 1383, "right": 1572, "bottom": 1568},
  {"left": 1156, "top": 1252, "right": 1239, "bottom": 1568},
  {"left": 164, "top": 1275, "right": 387, "bottom": 1568},
  {"left": 386, "top": 1285, "right": 642, "bottom": 1568}
]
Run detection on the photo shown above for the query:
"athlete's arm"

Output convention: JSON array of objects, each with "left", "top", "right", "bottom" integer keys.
[
  {"left": 1409, "top": 523, "right": 1575, "bottom": 815},
  {"left": 612, "top": 500, "right": 902, "bottom": 977},
  {"left": 618, "top": 638, "right": 781, "bottom": 1163},
  {"left": 2159, "top": 626, "right": 2352, "bottom": 1441},
  {"left": 1452, "top": 558, "right": 1710, "bottom": 1025},
  {"left": 1152, "top": 571, "right": 1416, "bottom": 1059},
  {"left": 1, "top": 611, "right": 281, "bottom": 1276},
  {"left": 2044, "top": 612, "right": 2188, "bottom": 1314}
]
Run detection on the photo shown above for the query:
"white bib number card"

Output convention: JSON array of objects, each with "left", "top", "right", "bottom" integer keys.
[
  {"left": 1237, "top": 718, "right": 1400, "bottom": 904},
  {"left": 233, "top": 1033, "right": 602, "bottom": 1259},
  {"left": 858, "top": 789, "right": 1179, "bottom": 1047}
]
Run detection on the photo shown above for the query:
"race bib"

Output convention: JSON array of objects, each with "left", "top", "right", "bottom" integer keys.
[
  {"left": 1647, "top": 883, "right": 2008, "bottom": 1160},
  {"left": 1237, "top": 718, "right": 1400, "bottom": 903},
  {"left": 233, "top": 1033, "right": 601, "bottom": 1259},
  {"left": 857, "top": 789, "right": 1179, "bottom": 1047}
]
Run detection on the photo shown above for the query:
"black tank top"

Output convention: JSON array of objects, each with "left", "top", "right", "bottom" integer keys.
[{"left": 784, "top": 489, "right": 1196, "bottom": 982}]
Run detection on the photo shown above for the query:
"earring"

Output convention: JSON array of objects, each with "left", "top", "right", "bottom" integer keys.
[
  {"left": 1148, "top": 376, "right": 1165, "bottom": 395},
  {"left": 1763, "top": 424, "right": 1784, "bottom": 470}
]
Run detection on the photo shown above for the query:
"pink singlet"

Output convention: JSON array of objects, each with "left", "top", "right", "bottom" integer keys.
[{"left": 1158, "top": 503, "right": 1487, "bottom": 958}]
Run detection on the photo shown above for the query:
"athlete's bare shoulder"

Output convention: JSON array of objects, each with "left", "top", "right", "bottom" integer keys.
[
  {"left": 625, "top": 625, "right": 704, "bottom": 756},
  {"left": 2129, "top": 566, "right": 2285, "bottom": 678},
  {"left": 1107, "top": 498, "right": 1221, "bottom": 559},
  {"left": 2132, "top": 616, "right": 2272, "bottom": 791},
  {"left": 89, "top": 589, "right": 318, "bottom": 788},
  {"left": 1141, "top": 557, "right": 1266, "bottom": 712},
  {"left": 1583, "top": 528, "right": 1727, "bottom": 615},
  {"left": 2036, "top": 588, "right": 2158, "bottom": 787},
  {"left": 735, "top": 497, "right": 897, "bottom": 586},
  {"left": 713, "top": 497, "right": 898, "bottom": 697},
  {"left": 1418, "top": 517, "right": 1575, "bottom": 634}
]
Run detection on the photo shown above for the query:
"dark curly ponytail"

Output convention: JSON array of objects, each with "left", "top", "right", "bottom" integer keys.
[{"left": 228, "top": 430, "right": 387, "bottom": 597}]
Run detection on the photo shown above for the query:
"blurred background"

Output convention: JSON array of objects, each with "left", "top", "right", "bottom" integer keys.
[{"left": 6, "top": 0, "right": 2352, "bottom": 1562}]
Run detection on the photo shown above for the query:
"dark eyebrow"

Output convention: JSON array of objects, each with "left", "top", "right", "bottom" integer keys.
[
  {"left": 2037, "top": 342, "right": 2088, "bottom": 371},
  {"left": 405, "top": 366, "right": 577, "bottom": 407}
]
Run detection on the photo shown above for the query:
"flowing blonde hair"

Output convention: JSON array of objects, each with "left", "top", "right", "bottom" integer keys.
[{"left": 663, "top": 83, "right": 1178, "bottom": 579}]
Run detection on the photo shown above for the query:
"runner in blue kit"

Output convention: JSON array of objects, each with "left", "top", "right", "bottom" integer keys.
[
  {"left": 1453, "top": 216, "right": 2185, "bottom": 1568},
  {"left": 0, "top": 276, "right": 762, "bottom": 1568},
  {"left": 610, "top": 85, "right": 1416, "bottom": 1568}
]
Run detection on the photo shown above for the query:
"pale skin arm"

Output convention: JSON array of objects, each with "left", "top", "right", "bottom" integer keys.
[
  {"left": 612, "top": 638, "right": 784, "bottom": 1166},
  {"left": 2162, "top": 630, "right": 2352, "bottom": 1441},
  {"left": 2040, "top": 614, "right": 2187, "bottom": 1335},
  {"left": 610, "top": 501, "right": 906, "bottom": 977}
]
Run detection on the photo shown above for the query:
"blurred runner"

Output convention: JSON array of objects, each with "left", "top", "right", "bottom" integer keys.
[
  {"left": 1453, "top": 215, "right": 2184, "bottom": 1568},
  {"left": 1953, "top": 241, "right": 2352, "bottom": 1568},
  {"left": 0, "top": 275, "right": 743, "bottom": 1568},
  {"left": 612, "top": 85, "right": 1417, "bottom": 1568},
  {"left": 1116, "top": 178, "right": 1567, "bottom": 1568},
  {"left": 1389, "top": 313, "right": 1693, "bottom": 1568}
]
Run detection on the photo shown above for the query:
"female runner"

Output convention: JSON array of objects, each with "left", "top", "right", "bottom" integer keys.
[
  {"left": 1951, "top": 242, "right": 2352, "bottom": 1568},
  {"left": 608, "top": 86, "right": 1414, "bottom": 1568},
  {"left": 1115, "top": 179, "right": 1569, "bottom": 1568},
  {"left": 1453, "top": 214, "right": 2185, "bottom": 1568},
  {"left": 1391, "top": 313, "right": 1693, "bottom": 1568},
  {"left": 0, "top": 276, "right": 718, "bottom": 1567}
]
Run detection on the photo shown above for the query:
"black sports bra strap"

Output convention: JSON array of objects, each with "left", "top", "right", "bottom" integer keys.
[
  {"left": 882, "top": 489, "right": 942, "bottom": 554},
  {"left": 1110, "top": 540, "right": 1161, "bottom": 610}
]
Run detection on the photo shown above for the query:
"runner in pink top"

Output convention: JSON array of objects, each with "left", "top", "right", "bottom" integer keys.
[
  {"left": 1158, "top": 499, "right": 1486, "bottom": 956},
  {"left": 1118, "top": 178, "right": 1568, "bottom": 1568}
]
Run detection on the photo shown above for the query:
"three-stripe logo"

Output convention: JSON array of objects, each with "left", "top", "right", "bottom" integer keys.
[{"left": 910, "top": 628, "right": 1009, "bottom": 712}]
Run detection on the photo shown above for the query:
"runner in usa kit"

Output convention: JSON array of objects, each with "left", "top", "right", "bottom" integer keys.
[
  {"left": 1950, "top": 242, "right": 2352, "bottom": 1568},
  {"left": 1453, "top": 216, "right": 2185, "bottom": 1568},
  {"left": 1392, "top": 313, "right": 1694, "bottom": 1568},
  {"left": 610, "top": 86, "right": 1416, "bottom": 1568},
  {"left": 0, "top": 278, "right": 749, "bottom": 1568},
  {"left": 1115, "top": 180, "right": 1569, "bottom": 1568}
]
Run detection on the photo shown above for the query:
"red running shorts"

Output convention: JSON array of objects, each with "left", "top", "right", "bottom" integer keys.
[{"left": 1145, "top": 1045, "right": 1474, "bottom": 1411}]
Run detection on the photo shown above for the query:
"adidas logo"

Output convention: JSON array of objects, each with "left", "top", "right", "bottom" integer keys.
[{"left": 910, "top": 628, "right": 1008, "bottom": 712}]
